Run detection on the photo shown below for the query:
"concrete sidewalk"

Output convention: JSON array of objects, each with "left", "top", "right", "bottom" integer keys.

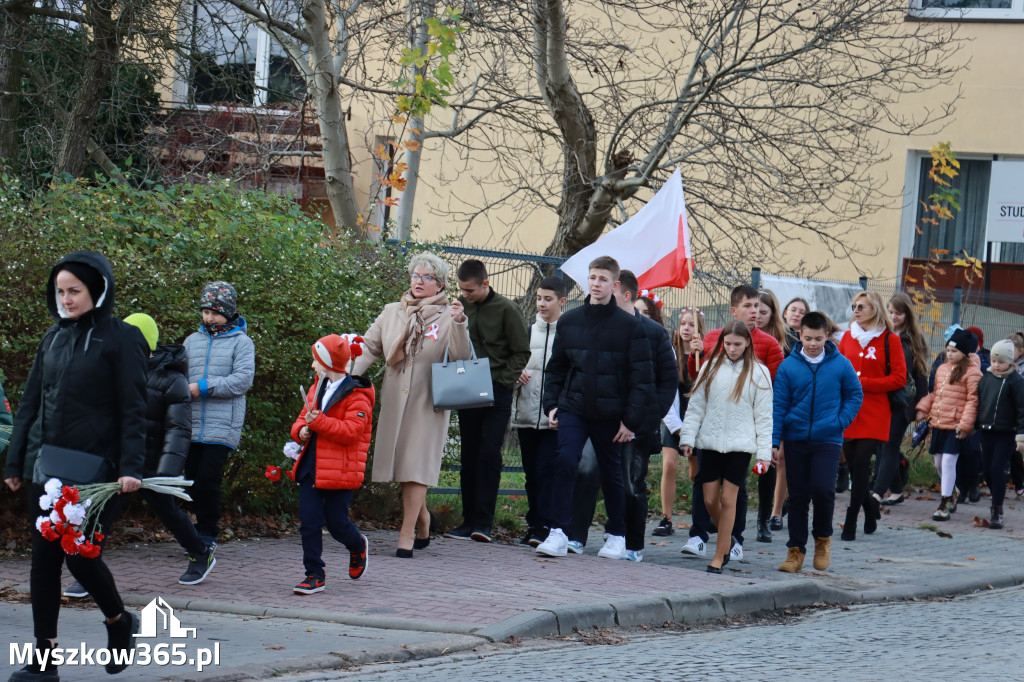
[{"left": 2, "top": 491, "right": 1023, "bottom": 680}]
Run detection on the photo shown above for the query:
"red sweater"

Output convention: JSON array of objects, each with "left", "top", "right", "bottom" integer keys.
[
  {"left": 689, "top": 326, "right": 784, "bottom": 380},
  {"left": 289, "top": 375, "right": 375, "bottom": 489},
  {"left": 838, "top": 329, "right": 906, "bottom": 441}
]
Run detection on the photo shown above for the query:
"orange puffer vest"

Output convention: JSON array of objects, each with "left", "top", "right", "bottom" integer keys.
[
  {"left": 289, "top": 375, "right": 375, "bottom": 489},
  {"left": 916, "top": 354, "right": 983, "bottom": 432}
]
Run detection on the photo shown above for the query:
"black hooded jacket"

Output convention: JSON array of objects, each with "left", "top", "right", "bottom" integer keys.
[
  {"left": 144, "top": 344, "right": 192, "bottom": 476},
  {"left": 4, "top": 251, "right": 149, "bottom": 483},
  {"left": 542, "top": 295, "right": 654, "bottom": 432},
  {"left": 636, "top": 312, "right": 680, "bottom": 453}
]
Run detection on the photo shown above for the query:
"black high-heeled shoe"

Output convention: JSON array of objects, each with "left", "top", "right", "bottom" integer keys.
[
  {"left": 413, "top": 510, "right": 436, "bottom": 550},
  {"left": 395, "top": 548, "right": 413, "bottom": 558}
]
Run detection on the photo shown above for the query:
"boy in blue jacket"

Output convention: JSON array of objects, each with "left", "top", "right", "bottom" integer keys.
[{"left": 772, "top": 312, "right": 863, "bottom": 573}]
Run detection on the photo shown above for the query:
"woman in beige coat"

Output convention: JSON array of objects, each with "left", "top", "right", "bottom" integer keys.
[{"left": 352, "top": 252, "right": 472, "bottom": 557}]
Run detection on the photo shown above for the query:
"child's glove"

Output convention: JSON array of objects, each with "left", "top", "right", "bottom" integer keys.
[{"left": 753, "top": 461, "right": 770, "bottom": 476}]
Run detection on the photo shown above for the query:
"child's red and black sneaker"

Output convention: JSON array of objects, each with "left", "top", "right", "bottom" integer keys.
[
  {"left": 294, "top": 574, "right": 326, "bottom": 594},
  {"left": 349, "top": 535, "right": 368, "bottom": 580}
]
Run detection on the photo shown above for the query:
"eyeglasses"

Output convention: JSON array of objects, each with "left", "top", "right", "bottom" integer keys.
[
  {"left": 852, "top": 303, "right": 872, "bottom": 312},
  {"left": 410, "top": 273, "right": 437, "bottom": 284}
]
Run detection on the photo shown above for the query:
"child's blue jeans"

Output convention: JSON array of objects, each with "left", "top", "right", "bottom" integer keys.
[{"left": 298, "top": 478, "right": 363, "bottom": 577}]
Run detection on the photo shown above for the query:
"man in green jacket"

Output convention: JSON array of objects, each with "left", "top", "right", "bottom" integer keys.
[{"left": 445, "top": 259, "right": 531, "bottom": 542}]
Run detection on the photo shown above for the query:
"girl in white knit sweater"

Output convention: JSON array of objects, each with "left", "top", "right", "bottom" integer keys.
[{"left": 680, "top": 320, "right": 773, "bottom": 573}]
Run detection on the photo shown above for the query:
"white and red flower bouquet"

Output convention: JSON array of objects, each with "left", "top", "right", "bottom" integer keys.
[{"left": 36, "top": 476, "right": 194, "bottom": 556}]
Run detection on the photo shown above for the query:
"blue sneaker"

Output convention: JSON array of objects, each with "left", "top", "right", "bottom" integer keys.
[
  {"left": 567, "top": 540, "right": 584, "bottom": 554},
  {"left": 621, "top": 549, "right": 643, "bottom": 562}
]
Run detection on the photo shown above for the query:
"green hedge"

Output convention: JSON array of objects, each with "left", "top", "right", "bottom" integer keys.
[{"left": 0, "top": 174, "right": 413, "bottom": 513}]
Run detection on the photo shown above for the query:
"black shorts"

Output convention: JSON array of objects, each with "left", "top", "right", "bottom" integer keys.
[
  {"left": 696, "top": 450, "right": 751, "bottom": 487},
  {"left": 929, "top": 428, "right": 963, "bottom": 456},
  {"left": 661, "top": 424, "right": 680, "bottom": 450}
]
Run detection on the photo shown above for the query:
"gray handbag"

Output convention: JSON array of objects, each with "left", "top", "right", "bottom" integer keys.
[{"left": 431, "top": 345, "right": 495, "bottom": 412}]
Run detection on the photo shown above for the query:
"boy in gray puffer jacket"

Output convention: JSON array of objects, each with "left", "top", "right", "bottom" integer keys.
[{"left": 184, "top": 281, "right": 256, "bottom": 548}]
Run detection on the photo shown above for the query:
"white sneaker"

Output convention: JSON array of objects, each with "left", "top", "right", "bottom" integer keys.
[
  {"left": 622, "top": 549, "right": 643, "bottom": 562},
  {"left": 597, "top": 534, "right": 627, "bottom": 559},
  {"left": 681, "top": 536, "right": 706, "bottom": 557},
  {"left": 567, "top": 540, "right": 584, "bottom": 554},
  {"left": 536, "top": 528, "right": 569, "bottom": 557},
  {"left": 730, "top": 539, "right": 744, "bottom": 561}
]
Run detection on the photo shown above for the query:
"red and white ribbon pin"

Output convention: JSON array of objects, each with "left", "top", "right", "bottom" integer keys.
[{"left": 425, "top": 323, "right": 439, "bottom": 341}]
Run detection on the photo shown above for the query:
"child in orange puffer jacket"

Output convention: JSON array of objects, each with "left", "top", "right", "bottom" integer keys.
[
  {"left": 289, "top": 334, "right": 375, "bottom": 595},
  {"left": 916, "top": 329, "right": 983, "bottom": 522}
]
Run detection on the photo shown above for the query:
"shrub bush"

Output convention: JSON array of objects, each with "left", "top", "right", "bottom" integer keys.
[{"left": 0, "top": 174, "right": 413, "bottom": 514}]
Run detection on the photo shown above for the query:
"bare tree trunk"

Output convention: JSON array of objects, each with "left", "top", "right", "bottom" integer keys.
[
  {"left": 53, "top": 0, "right": 122, "bottom": 176},
  {"left": 394, "top": 0, "right": 434, "bottom": 241},
  {"left": 0, "top": 8, "right": 28, "bottom": 163},
  {"left": 534, "top": 0, "right": 597, "bottom": 258},
  {"left": 303, "top": 0, "right": 363, "bottom": 236}
]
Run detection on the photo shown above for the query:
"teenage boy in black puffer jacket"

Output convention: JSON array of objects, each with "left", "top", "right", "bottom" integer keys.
[
  {"left": 124, "top": 314, "right": 215, "bottom": 586},
  {"left": 535, "top": 256, "right": 655, "bottom": 560}
]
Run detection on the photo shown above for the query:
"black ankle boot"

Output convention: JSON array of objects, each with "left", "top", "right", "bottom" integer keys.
[
  {"left": 9, "top": 638, "right": 59, "bottom": 681},
  {"left": 990, "top": 505, "right": 1005, "bottom": 530},
  {"left": 756, "top": 520, "right": 772, "bottom": 543},
  {"left": 864, "top": 495, "right": 880, "bottom": 534},
  {"left": 104, "top": 610, "right": 138, "bottom": 674},
  {"left": 841, "top": 507, "right": 857, "bottom": 541}
]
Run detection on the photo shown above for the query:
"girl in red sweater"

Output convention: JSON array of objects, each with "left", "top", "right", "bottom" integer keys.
[
  {"left": 837, "top": 291, "right": 906, "bottom": 541},
  {"left": 290, "top": 334, "right": 375, "bottom": 594}
]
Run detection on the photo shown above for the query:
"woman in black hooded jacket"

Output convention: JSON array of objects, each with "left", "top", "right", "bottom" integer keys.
[{"left": 4, "top": 251, "right": 148, "bottom": 680}]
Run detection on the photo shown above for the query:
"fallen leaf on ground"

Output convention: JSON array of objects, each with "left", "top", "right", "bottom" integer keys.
[
  {"left": 676, "top": 523, "right": 691, "bottom": 529},
  {"left": 968, "top": 556, "right": 977, "bottom": 561},
  {"left": 915, "top": 495, "right": 934, "bottom": 500},
  {"left": 936, "top": 531, "right": 953, "bottom": 538},
  {"left": 973, "top": 516, "right": 989, "bottom": 528},
  {"left": 265, "top": 646, "right": 284, "bottom": 650}
]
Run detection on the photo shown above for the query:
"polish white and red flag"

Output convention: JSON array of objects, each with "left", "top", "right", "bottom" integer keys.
[{"left": 560, "top": 168, "right": 693, "bottom": 291}]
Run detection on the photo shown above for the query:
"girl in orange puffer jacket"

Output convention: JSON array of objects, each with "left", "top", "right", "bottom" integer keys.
[{"left": 915, "top": 329, "right": 983, "bottom": 521}]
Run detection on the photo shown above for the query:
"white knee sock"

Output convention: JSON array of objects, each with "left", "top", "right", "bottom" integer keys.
[{"left": 941, "top": 453, "right": 959, "bottom": 497}]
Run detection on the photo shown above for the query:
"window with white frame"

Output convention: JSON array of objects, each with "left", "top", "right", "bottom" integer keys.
[
  {"left": 909, "top": 0, "right": 1024, "bottom": 20},
  {"left": 906, "top": 153, "right": 1024, "bottom": 264},
  {"left": 179, "top": 1, "right": 306, "bottom": 108}
]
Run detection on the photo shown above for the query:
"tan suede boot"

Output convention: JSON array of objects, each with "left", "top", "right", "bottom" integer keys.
[
  {"left": 778, "top": 546, "right": 805, "bottom": 573},
  {"left": 813, "top": 537, "right": 831, "bottom": 570}
]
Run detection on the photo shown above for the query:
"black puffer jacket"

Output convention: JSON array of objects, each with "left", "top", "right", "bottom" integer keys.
[
  {"left": 976, "top": 371, "right": 1024, "bottom": 434},
  {"left": 543, "top": 296, "right": 654, "bottom": 432},
  {"left": 636, "top": 313, "right": 679, "bottom": 453},
  {"left": 4, "top": 251, "right": 149, "bottom": 484},
  {"left": 144, "top": 344, "right": 192, "bottom": 476}
]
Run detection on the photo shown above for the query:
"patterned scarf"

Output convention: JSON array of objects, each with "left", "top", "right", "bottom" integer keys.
[{"left": 386, "top": 290, "right": 448, "bottom": 369}]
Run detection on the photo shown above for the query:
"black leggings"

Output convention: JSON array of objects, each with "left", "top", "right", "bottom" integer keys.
[
  {"left": 28, "top": 484, "right": 125, "bottom": 639},
  {"left": 872, "top": 411, "right": 910, "bottom": 497},
  {"left": 844, "top": 438, "right": 881, "bottom": 518}
]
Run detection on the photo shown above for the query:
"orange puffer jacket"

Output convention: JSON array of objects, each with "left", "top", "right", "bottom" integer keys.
[
  {"left": 916, "top": 354, "right": 983, "bottom": 432},
  {"left": 289, "top": 375, "right": 375, "bottom": 489}
]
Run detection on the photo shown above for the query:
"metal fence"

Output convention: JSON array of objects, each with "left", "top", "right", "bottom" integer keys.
[{"left": 390, "top": 240, "right": 1024, "bottom": 500}]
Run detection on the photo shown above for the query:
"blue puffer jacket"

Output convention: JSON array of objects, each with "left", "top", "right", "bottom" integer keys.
[
  {"left": 183, "top": 318, "right": 255, "bottom": 449},
  {"left": 772, "top": 341, "right": 863, "bottom": 447}
]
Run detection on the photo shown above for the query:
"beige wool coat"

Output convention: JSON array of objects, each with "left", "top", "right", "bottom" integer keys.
[{"left": 352, "top": 299, "right": 472, "bottom": 486}]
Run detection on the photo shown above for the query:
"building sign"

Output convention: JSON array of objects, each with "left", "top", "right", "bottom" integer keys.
[{"left": 986, "top": 160, "right": 1024, "bottom": 243}]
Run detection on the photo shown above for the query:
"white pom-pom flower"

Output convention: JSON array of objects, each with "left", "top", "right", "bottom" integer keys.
[
  {"left": 283, "top": 441, "right": 302, "bottom": 460},
  {"left": 50, "top": 510, "right": 61, "bottom": 524},
  {"left": 44, "top": 479, "right": 62, "bottom": 496},
  {"left": 40, "top": 494, "right": 55, "bottom": 510},
  {"left": 63, "top": 503, "right": 86, "bottom": 525},
  {"left": 35, "top": 516, "right": 45, "bottom": 533}
]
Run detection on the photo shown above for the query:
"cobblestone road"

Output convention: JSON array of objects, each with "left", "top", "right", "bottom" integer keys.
[{"left": 296, "top": 585, "right": 1024, "bottom": 681}]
